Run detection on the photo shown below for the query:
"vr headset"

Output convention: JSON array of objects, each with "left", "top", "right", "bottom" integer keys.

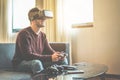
[
  {"left": 43, "top": 10, "right": 53, "bottom": 18},
  {"left": 29, "top": 10, "right": 53, "bottom": 21}
]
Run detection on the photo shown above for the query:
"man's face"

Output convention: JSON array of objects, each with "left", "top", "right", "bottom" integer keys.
[{"left": 35, "top": 19, "right": 46, "bottom": 28}]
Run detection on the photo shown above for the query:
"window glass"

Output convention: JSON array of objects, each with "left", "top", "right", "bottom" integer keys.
[{"left": 12, "top": 0, "right": 35, "bottom": 32}]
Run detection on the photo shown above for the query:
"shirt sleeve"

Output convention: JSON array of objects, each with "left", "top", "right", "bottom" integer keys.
[{"left": 43, "top": 36, "right": 55, "bottom": 55}]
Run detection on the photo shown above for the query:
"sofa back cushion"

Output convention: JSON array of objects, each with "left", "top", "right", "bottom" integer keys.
[
  {"left": 0, "top": 43, "right": 15, "bottom": 69},
  {"left": 0, "top": 42, "right": 69, "bottom": 70}
]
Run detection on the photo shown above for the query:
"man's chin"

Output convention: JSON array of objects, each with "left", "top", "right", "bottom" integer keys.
[
  {"left": 41, "top": 25, "right": 45, "bottom": 28},
  {"left": 38, "top": 25, "right": 45, "bottom": 28}
]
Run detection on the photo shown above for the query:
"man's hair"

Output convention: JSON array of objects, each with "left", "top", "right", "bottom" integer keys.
[
  {"left": 28, "top": 7, "right": 41, "bottom": 21},
  {"left": 28, "top": 7, "right": 53, "bottom": 21}
]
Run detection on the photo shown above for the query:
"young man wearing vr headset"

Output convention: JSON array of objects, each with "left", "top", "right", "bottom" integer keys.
[{"left": 12, "top": 7, "right": 68, "bottom": 75}]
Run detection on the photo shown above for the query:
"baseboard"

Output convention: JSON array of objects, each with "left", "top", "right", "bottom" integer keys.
[{"left": 105, "top": 74, "right": 120, "bottom": 79}]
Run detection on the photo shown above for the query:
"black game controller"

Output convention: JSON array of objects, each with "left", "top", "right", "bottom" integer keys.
[{"left": 59, "top": 51, "right": 68, "bottom": 58}]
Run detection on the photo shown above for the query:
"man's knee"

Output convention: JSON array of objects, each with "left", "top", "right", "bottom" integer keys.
[
  {"left": 31, "top": 60, "right": 44, "bottom": 74},
  {"left": 32, "top": 60, "right": 43, "bottom": 66}
]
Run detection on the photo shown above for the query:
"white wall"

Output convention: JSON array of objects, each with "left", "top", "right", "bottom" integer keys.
[{"left": 71, "top": 0, "right": 120, "bottom": 74}]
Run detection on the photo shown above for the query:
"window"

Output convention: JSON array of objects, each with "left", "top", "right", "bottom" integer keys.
[
  {"left": 12, "top": 0, "right": 35, "bottom": 32},
  {"left": 64, "top": 0, "right": 93, "bottom": 28}
]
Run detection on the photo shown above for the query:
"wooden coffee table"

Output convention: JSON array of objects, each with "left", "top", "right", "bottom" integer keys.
[{"left": 56, "top": 62, "right": 108, "bottom": 80}]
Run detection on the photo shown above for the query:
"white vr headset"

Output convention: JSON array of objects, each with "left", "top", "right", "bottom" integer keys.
[
  {"left": 29, "top": 10, "right": 53, "bottom": 21},
  {"left": 43, "top": 10, "right": 53, "bottom": 18}
]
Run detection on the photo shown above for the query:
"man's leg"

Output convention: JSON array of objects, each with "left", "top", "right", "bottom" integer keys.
[{"left": 17, "top": 59, "right": 44, "bottom": 74}]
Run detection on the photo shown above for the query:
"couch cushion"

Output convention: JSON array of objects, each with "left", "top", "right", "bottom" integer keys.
[{"left": 0, "top": 43, "right": 15, "bottom": 69}]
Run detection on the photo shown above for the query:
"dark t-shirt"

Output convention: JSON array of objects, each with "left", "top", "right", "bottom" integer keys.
[{"left": 12, "top": 27, "right": 55, "bottom": 67}]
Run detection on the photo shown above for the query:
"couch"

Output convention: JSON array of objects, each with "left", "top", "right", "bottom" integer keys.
[{"left": 0, "top": 42, "right": 70, "bottom": 80}]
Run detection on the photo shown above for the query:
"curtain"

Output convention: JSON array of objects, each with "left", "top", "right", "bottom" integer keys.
[
  {"left": 36, "top": 0, "right": 56, "bottom": 42},
  {"left": 37, "top": 0, "right": 71, "bottom": 42},
  {"left": 55, "top": 0, "right": 71, "bottom": 42},
  {"left": 0, "top": 0, "right": 15, "bottom": 43},
  {"left": 55, "top": 0, "right": 72, "bottom": 64},
  {"left": 0, "top": 0, "right": 4, "bottom": 42},
  {"left": 40, "top": 0, "right": 72, "bottom": 64}
]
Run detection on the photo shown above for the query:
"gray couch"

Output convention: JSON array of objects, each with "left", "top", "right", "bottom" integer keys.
[{"left": 0, "top": 42, "right": 70, "bottom": 80}]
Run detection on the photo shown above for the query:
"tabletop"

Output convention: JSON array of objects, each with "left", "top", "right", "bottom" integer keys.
[{"left": 56, "top": 62, "right": 108, "bottom": 80}]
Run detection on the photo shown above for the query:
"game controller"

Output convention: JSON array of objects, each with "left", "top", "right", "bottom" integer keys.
[{"left": 59, "top": 51, "right": 68, "bottom": 58}]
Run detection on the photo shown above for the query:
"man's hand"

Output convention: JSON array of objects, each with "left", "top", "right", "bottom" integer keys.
[
  {"left": 52, "top": 52, "right": 66, "bottom": 62},
  {"left": 52, "top": 52, "right": 60, "bottom": 62},
  {"left": 58, "top": 52, "right": 67, "bottom": 60}
]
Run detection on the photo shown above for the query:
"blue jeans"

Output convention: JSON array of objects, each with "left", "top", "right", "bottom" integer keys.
[
  {"left": 17, "top": 58, "right": 68, "bottom": 74},
  {"left": 17, "top": 60, "right": 44, "bottom": 74}
]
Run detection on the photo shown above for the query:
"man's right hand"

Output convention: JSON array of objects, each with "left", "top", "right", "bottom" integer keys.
[{"left": 52, "top": 52, "right": 61, "bottom": 62}]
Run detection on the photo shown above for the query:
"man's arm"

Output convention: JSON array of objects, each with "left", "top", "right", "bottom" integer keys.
[{"left": 43, "top": 37, "right": 66, "bottom": 62}]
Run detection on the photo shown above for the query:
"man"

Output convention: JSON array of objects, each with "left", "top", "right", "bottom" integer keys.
[{"left": 12, "top": 7, "right": 67, "bottom": 75}]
